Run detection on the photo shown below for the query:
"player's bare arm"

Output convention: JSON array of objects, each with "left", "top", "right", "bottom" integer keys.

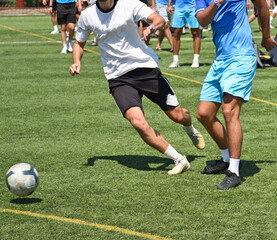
[
  {"left": 150, "top": 0, "right": 156, "bottom": 11},
  {"left": 69, "top": 41, "right": 86, "bottom": 76},
  {"left": 142, "top": 12, "right": 165, "bottom": 41},
  {"left": 167, "top": 0, "right": 173, "bottom": 15},
  {"left": 48, "top": 0, "right": 53, "bottom": 14},
  {"left": 254, "top": 0, "right": 277, "bottom": 51},
  {"left": 196, "top": 0, "right": 226, "bottom": 27}
]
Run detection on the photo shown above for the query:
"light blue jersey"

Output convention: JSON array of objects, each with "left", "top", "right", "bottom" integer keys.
[
  {"left": 156, "top": 0, "right": 169, "bottom": 5},
  {"left": 195, "top": 0, "right": 255, "bottom": 60},
  {"left": 56, "top": 0, "right": 75, "bottom": 3},
  {"left": 175, "top": 0, "right": 194, "bottom": 10}
]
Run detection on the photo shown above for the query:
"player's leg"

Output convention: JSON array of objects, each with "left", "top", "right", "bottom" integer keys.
[
  {"left": 186, "top": 8, "right": 201, "bottom": 68},
  {"left": 270, "top": 5, "right": 277, "bottom": 28},
  {"left": 66, "top": 3, "right": 77, "bottom": 52},
  {"left": 60, "top": 23, "right": 68, "bottom": 53},
  {"left": 110, "top": 79, "right": 189, "bottom": 175},
  {"left": 51, "top": 11, "right": 59, "bottom": 34},
  {"left": 216, "top": 55, "right": 256, "bottom": 190},
  {"left": 169, "top": 8, "right": 184, "bottom": 68},
  {"left": 196, "top": 62, "right": 231, "bottom": 174},
  {"left": 165, "top": 105, "right": 205, "bottom": 150},
  {"left": 190, "top": 28, "right": 201, "bottom": 68},
  {"left": 164, "top": 21, "right": 173, "bottom": 50},
  {"left": 169, "top": 28, "right": 182, "bottom": 67},
  {"left": 51, "top": 0, "right": 59, "bottom": 34},
  {"left": 125, "top": 106, "right": 190, "bottom": 175},
  {"left": 216, "top": 94, "right": 243, "bottom": 190}
]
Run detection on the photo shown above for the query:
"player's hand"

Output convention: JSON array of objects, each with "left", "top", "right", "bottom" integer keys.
[
  {"left": 167, "top": 5, "right": 173, "bottom": 15},
  {"left": 261, "top": 36, "right": 277, "bottom": 52},
  {"left": 48, "top": 7, "right": 52, "bottom": 14},
  {"left": 69, "top": 64, "right": 81, "bottom": 76},
  {"left": 141, "top": 25, "right": 156, "bottom": 42},
  {"left": 42, "top": 0, "right": 47, "bottom": 6}
]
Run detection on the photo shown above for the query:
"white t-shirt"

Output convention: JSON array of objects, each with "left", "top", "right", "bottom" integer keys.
[{"left": 76, "top": 0, "right": 159, "bottom": 80}]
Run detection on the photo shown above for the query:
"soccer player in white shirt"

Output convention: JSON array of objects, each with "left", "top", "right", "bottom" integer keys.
[{"left": 69, "top": 0, "right": 205, "bottom": 175}]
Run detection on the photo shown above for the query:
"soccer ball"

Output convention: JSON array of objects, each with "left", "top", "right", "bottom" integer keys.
[{"left": 6, "top": 163, "right": 39, "bottom": 197}]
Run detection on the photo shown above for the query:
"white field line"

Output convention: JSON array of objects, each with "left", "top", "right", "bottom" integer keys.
[{"left": 0, "top": 40, "right": 61, "bottom": 44}]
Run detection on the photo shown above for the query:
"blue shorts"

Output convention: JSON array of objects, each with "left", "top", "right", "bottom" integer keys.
[
  {"left": 172, "top": 8, "right": 200, "bottom": 29},
  {"left": 200, "top": 55, "right": 257, "bottom": 103}
]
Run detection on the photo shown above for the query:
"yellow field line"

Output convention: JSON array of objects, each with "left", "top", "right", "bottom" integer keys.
[
  {"left": 0, "top": 23, "right": 276, "bottom": 107},
  {"left": 0, "top": 208, "right": 173, "bottom": 240}
]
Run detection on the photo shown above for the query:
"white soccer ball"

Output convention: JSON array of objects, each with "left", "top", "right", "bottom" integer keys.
[{"left": 6, "top": 163, "right": 39, "bottom": 197}]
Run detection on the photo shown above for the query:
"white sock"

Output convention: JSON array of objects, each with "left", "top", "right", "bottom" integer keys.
[
  {"left": 183, "top": 124, "right": 195, "bottom": 135},
  {"left": 270, "top": 16, "right": 273, "bottom": 24},
  {"left": 193, "top": 54, "right": 199, "bottom": 63},
  {"left": 220, "top": 149, "right": 230, "bottom": 163},
  {"left": 228, "top": 158, "right": 240, "bottom": 176},
  {"left": 63, "top": 43, "right": 67, "bottom": 49},
  {"left": 173, "top": 55, "right": 179, "bottom": 62},
  {"left": 54, "top": 25, "right": 58, "bottom": 31},
  {"left": 164, "top": 144, "right": 184, "bottom": 162}
]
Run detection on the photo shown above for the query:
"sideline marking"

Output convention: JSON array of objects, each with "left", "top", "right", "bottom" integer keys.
[
  {"left": 0, "top": 208, "right": 173, "bottom": 240},
  {"left": 0, "top": 24, "right": 275, "bottom": 106}
]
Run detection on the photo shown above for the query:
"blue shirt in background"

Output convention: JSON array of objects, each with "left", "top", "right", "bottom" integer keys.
[
  {"left": 195, "top": 0, "right": 255, "bottom": 60},
  {"left": 175, "top": 0, "right": 194, "bottom": 10},
  {"left": 56, "top": 0, "right": 75, "bottom": 3}
]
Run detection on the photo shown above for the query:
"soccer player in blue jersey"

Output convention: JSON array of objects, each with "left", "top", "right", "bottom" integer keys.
[
  {"left": 195, "top": 0, "right": 277, "bottom": 189},
  {"left": 168, "top": 0, "right": 201, "bottom": 68}
]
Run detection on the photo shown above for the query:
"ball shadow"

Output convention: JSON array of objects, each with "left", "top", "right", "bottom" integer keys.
[{"left": 10, "top": 198, "right": 43, "bottom": 204}]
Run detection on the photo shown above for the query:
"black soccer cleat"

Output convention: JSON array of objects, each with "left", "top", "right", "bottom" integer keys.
[
  {"left": 203, "top": 159, "right": 229, "bottom": 174},
  {"left": 217, "top": 170, "right": 242, "bottom": 190}
]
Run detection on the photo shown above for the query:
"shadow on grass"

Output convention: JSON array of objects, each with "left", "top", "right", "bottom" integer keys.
[
  {"left": 204, "top": 159, "right": 277, "bottom": 181},
  {"left": 10, "top": 198, "right": 43, "bottom": 204},
  {"left": 179, "top": 62, "right": 211, "bottom": 67},
  {"left": 86, "top": 155, "right": 204, "bottom": 171}
]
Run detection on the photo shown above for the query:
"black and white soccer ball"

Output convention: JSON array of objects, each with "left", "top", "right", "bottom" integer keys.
[{"left": 6, "top": 163, "right": 39, "bottom": 197}]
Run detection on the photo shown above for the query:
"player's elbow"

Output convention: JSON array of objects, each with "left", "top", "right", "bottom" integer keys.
[{"left": 196, "top": 12, "right": 209, "bottom": 28}]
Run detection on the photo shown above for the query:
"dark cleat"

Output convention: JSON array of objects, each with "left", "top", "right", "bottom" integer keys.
[
  {"left": 203, "top": 159, "right": 229, "bottom": 174},
  {"left": 217, "top": 170, "right": 242, "bottom": 190}
]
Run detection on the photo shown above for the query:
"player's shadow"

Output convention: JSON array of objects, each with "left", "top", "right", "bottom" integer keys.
[
  {"left": 179, "top": 62, "right": 211, "bottom": 67},
  {"left": 10, "top": 198, "right": 43, "bottom": 204},
  {"left": 204, "top": 159, "right": 277, "bottom": 181},
  {"left": 86, "top": 155, "right": 203, "bottom": 172}
]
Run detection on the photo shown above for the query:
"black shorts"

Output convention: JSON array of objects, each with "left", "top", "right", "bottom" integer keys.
[
  {"left": 109, "top": 68, "right": 179, "bottom": 117},
  {"left": 57, "top": 3, "right": 76, "bottom": 25}
]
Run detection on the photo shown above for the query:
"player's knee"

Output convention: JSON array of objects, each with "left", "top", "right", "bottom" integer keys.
[
  {"left": 130, "top": 118, "right": 148, "bottom": 133},
  {"left": 222, "top": 108, "right": 233, "bottom": 123},
  {"left": 196, "top": 109, "right": 210, "bottom": 124}
]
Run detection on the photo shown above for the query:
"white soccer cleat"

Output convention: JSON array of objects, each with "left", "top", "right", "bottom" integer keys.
[
  {"left": 191, "top": 61, "right": 199, "bottom": 68},
  {"left": 60, "top": 47, "right": 67, "bottom": 54},
  {"left": 270, "top": 24, "right": 275, "bottom": 29},
  {"left": 51, "top": 29, "right": 59, "bottom": 34},
  {"left": 168, "top": 157, "right": 191, "bottom": 175},
  {"left": 169, "top": 61, "right": 180, "bottom": 68},
  {"left": 186, "top": 127, "right": 205, "bottom": 150},
  {"left": 67, "top": 40, "right": 73, "bottom": 52}
]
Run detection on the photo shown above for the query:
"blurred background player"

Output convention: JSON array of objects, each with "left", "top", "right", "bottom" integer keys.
[
  {"left": 43, "top": 0, "right": 59, "bottom": 34},
  {"left": 270, "top": 0, "right": 277, "bottom": 28},
  {"left": 151, "top": 0, "right": 173, "bottom": 51},
  {"left": 49, "top": 0, "right": 78, "bottom": 54},
  {"left": 138, "top": 0, "right": 151, "bottom": 45},
  {"left": 168, "top": 0, "right": 201, "bottom": 68}
]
